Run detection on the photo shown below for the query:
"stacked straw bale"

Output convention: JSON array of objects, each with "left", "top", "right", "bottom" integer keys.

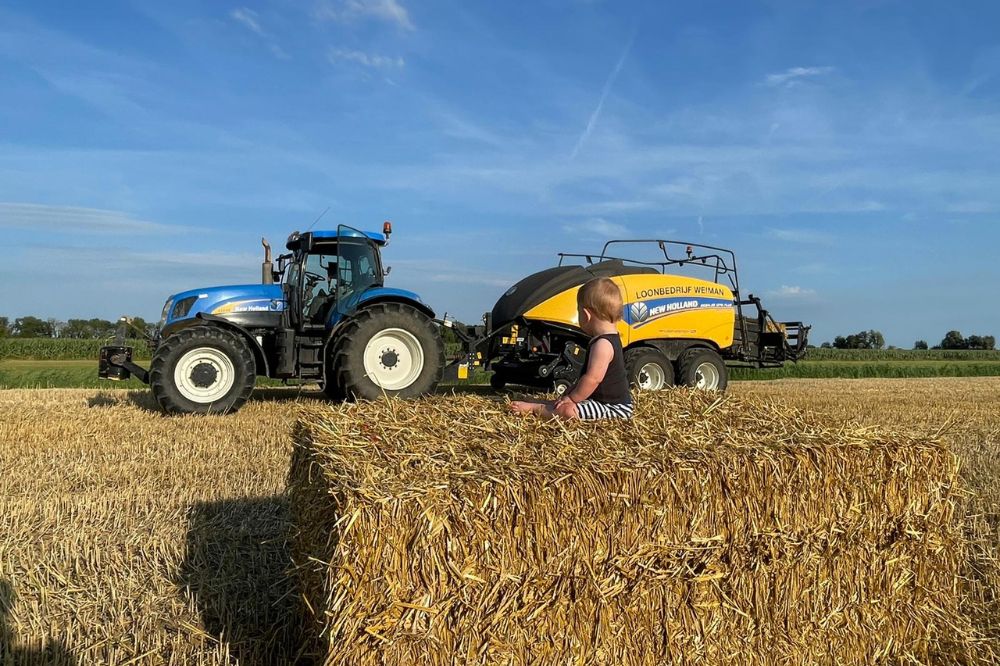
[{"left": 288, "top": 390, "right": 974, "bottom": 665}]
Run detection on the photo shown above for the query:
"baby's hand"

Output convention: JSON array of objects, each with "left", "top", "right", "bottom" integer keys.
[{"left": 554, "top": 399, "right": 577, "bottom": 420}]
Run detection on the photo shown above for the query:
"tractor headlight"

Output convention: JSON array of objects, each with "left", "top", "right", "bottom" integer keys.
[
  {"left": 171, "top": 296, "right": 197, "bottom": 320},
  {"left": 159, "top": 298, "right": 174, "bottom": 328}
]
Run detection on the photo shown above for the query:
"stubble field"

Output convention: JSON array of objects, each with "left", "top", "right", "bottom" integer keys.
[{"left": 0, "top": 379, "right": 998, "bottom": 664}]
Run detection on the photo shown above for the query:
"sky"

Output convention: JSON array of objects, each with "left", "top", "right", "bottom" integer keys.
[{"left": 1, "top": 0, "right": 999, "bottom": 346}]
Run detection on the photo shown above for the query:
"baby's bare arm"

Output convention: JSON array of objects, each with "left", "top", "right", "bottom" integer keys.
[{"left": 566, "top": 338, "right": 613, "bottom": 403}]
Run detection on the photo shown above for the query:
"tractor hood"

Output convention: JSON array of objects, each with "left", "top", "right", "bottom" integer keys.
[{"left": 161, "top": 284, "right": 286, "bottom": 328}]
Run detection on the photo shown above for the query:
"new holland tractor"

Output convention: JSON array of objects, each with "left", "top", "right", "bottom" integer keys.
[
  {"left": 99, "top": 223, "right": 446, "bottom": 414},
  {"left": 468, "top": 239, "right": 810, "bottom": 395}
]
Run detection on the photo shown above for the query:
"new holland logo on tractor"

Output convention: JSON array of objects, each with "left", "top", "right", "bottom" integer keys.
[{"left": 99, "top": 233, "right": 809, "bottom": 414}]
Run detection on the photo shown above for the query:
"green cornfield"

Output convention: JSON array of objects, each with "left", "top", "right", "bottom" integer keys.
[
  {"left": 0, "top": 338, "right": 152, "bottom": 361},
  {"left": 803, "top": 348, "right": 1000, "bottom": 361}
]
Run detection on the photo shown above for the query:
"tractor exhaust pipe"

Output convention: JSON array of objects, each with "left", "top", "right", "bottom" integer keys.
[{"left": 261, "top": 237, "right": 274, "bottom": 284}]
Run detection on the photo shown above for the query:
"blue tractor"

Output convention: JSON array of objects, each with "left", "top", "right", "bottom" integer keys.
[{"left": 99, "top": 223, "right": 453, "bottom": 414}]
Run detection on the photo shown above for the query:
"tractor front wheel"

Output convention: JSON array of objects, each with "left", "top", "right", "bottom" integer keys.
[
  {"left": 149, "top": 326, "right": 256, "bottom": 414},
  {"left": 676, "top": 348, "right": 728, "bottom": 392},
  {"left": 331, "top": 303, "right": 444, "bottom": 401}
]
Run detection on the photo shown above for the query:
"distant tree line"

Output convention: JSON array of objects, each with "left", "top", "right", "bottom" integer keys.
[
  {"left": 0, "top": 316, "right": 154, "bottom": 339},
  {"left": 826, "top": 330, "right": 886, "bottom": 350},
  {"left": 816, "top": 329, "right": 995, "bottom": 351},
  {"left": 927, "top": 330, "right": 996, "bottom": 350}
]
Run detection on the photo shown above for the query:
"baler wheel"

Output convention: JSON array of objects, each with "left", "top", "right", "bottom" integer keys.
[
  {"left": 676, "top": 348, "right": 728, "bottom": 392},
  {"left": 552, "top": 378, "right": 572, "bottom": 396},
  {"left": 625, "top": 347, "right": 674, "bottom": 391}
]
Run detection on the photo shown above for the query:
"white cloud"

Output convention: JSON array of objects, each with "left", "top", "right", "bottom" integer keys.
[
  {"left": 268, "top": 43, "right": 291, "bottom": 60},
  {"left": 230, "top": 8, "right": 264, "bottom": 36},
  {"left": 425, "top": 272, "right": 513, "bottom": 288},
  {"left": 329, "top": 48, "right": 404, "bottom": 69},
  {"left": 766, "top": 227, "right": 834, "bottom": 244},
  {"left": 386, "top": 259, "right": 516, "bottom": 289},
  {"left": 765, "top": 66, "right": 834, "bottom": 88},
  {"left": 767, "top": 285, "right": 817, "bottom": 298},
  {"left": 230, "top": 8, "right": 290, "bottom": 60},
  {"left": 0, "top": 203, "right": 182, "bottom": 234},
  {"left": 129, "top": 249, "right": 259, "bottom": 269},
  {"left": 314, "top": 0, "right": 414, "bottom": 30},
  {"left": 563, "top": 217, "right": 629, "bottom": 238}
]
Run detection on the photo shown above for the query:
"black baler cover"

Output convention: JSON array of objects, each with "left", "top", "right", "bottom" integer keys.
[{"left": 490, "top": 259, "right": 656, "bottom": 328}]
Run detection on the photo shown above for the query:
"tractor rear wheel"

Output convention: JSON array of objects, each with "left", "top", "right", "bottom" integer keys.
[
  {"left": 150, "top": 326, "right": 257, "bottom": 414},
  {"left": 331, "top": 303, "right": 444, "bottom": 401},
  {"left": 625, "top": 347, "right": 674, "bottom": 391},
  {"left": 320, "top": 370, "right": 345, "bottom": 401},
  {"left": 676, "top": 348, "right": 728, "bottom": 392}
]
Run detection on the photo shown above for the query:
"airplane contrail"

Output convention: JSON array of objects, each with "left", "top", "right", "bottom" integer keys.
[{"left": 570, "top": 30, "right": 636, "bottom": 160}]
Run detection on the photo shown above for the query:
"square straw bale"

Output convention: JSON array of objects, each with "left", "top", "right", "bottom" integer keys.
[{"left": 288, "top": 390, "right": 975, "bottom": 665}]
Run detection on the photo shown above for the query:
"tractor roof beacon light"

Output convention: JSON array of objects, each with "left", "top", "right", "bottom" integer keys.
[{"left": 383, "top": 221, "right": 393, "bottom": 245}]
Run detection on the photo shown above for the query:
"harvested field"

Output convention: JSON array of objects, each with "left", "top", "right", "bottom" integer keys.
[{"left": 0, "top": 379, "right": 998, "bottom": 664}]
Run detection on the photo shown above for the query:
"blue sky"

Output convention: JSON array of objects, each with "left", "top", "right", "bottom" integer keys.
[{"left": 1, "top": 0, "right": 999, "bottom": 346}]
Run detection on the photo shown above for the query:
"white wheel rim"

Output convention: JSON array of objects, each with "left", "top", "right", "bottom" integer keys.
[
  {"left": 637, "top": 362, "right": 666, "bottom": 390},
  {"left": 695, "top": 361, "right": 720, "bottom": 390},
  {"left": 554, "top": 382, "right": 569, "bottom": 396},
  {"left": 174, "top": 347, "right": 236, "bottom": 403},
  {"left": 363, "top": 328, "right": 424, "bottom": 391}
]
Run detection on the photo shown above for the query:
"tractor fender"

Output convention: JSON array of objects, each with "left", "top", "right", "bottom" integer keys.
[
  {"left": 355, "top": 289, "right": 435, "bottom": 320},
  {"left": 160, "top": 313, "right": 269, "bottom": 376},
  {"left": 638, "top": 338, "right": 720, "bottom": 362}
]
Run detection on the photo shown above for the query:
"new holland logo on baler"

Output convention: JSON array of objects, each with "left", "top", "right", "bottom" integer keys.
[{"left": 625, "top": 296, "right": 734, "bottom": 328}]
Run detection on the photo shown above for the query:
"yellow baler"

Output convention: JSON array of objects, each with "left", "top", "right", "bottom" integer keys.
[{"left": 479, "top": 240, "right": 809, "bottom": 393}]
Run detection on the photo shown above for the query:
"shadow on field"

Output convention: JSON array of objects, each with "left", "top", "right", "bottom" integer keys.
[
  {"left": 85, "top": 390, "right": 161, "bottom": 412},
  {"left": 0, "top": 578, "right": 77, "bottom": 665},
  {"left": 86, "top": 384, "right": 503, "bottom": 415},
  {"left": 178, "top": 496, "right": 308, "bottom": 665}
]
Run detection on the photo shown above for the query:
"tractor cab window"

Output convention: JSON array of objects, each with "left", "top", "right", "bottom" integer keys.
[
  {"left": 295, "top": 240, "right": 381, "bottom": 324},
  {"left": 300, "top": 252, "right": 336, "bottom": 324},
  {"left": 334, "top": 239, "right": 381, "bottom": 313}
]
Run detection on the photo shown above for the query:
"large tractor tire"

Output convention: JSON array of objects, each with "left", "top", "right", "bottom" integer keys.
[
  {"left": 676, "top": 348, "right": 728, "bottom": 392},
  {"left": 150, "top": 326, "right": 257, "bottom": 414},
  {"left": 330, "top": 303, "right": 444, "bottom": 401},
  {"left": 320, "top": 373, "right": 345, "bottom": 401},
  {"left": 625, "top": 347, "right": 674, "bottom": 391}
]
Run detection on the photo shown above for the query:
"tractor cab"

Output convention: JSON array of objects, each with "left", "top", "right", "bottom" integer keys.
[{"left": 278, "top": 224, "right": 389, "bottom": 331}]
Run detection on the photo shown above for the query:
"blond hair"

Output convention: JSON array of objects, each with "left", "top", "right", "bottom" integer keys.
[{"left": 577, "top": 277, "right": 623, "bottom": 323}]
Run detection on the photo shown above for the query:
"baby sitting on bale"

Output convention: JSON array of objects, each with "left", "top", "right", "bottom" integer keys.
[{"left": 511, "top": 277, "right": 633, "bottom": 421}]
